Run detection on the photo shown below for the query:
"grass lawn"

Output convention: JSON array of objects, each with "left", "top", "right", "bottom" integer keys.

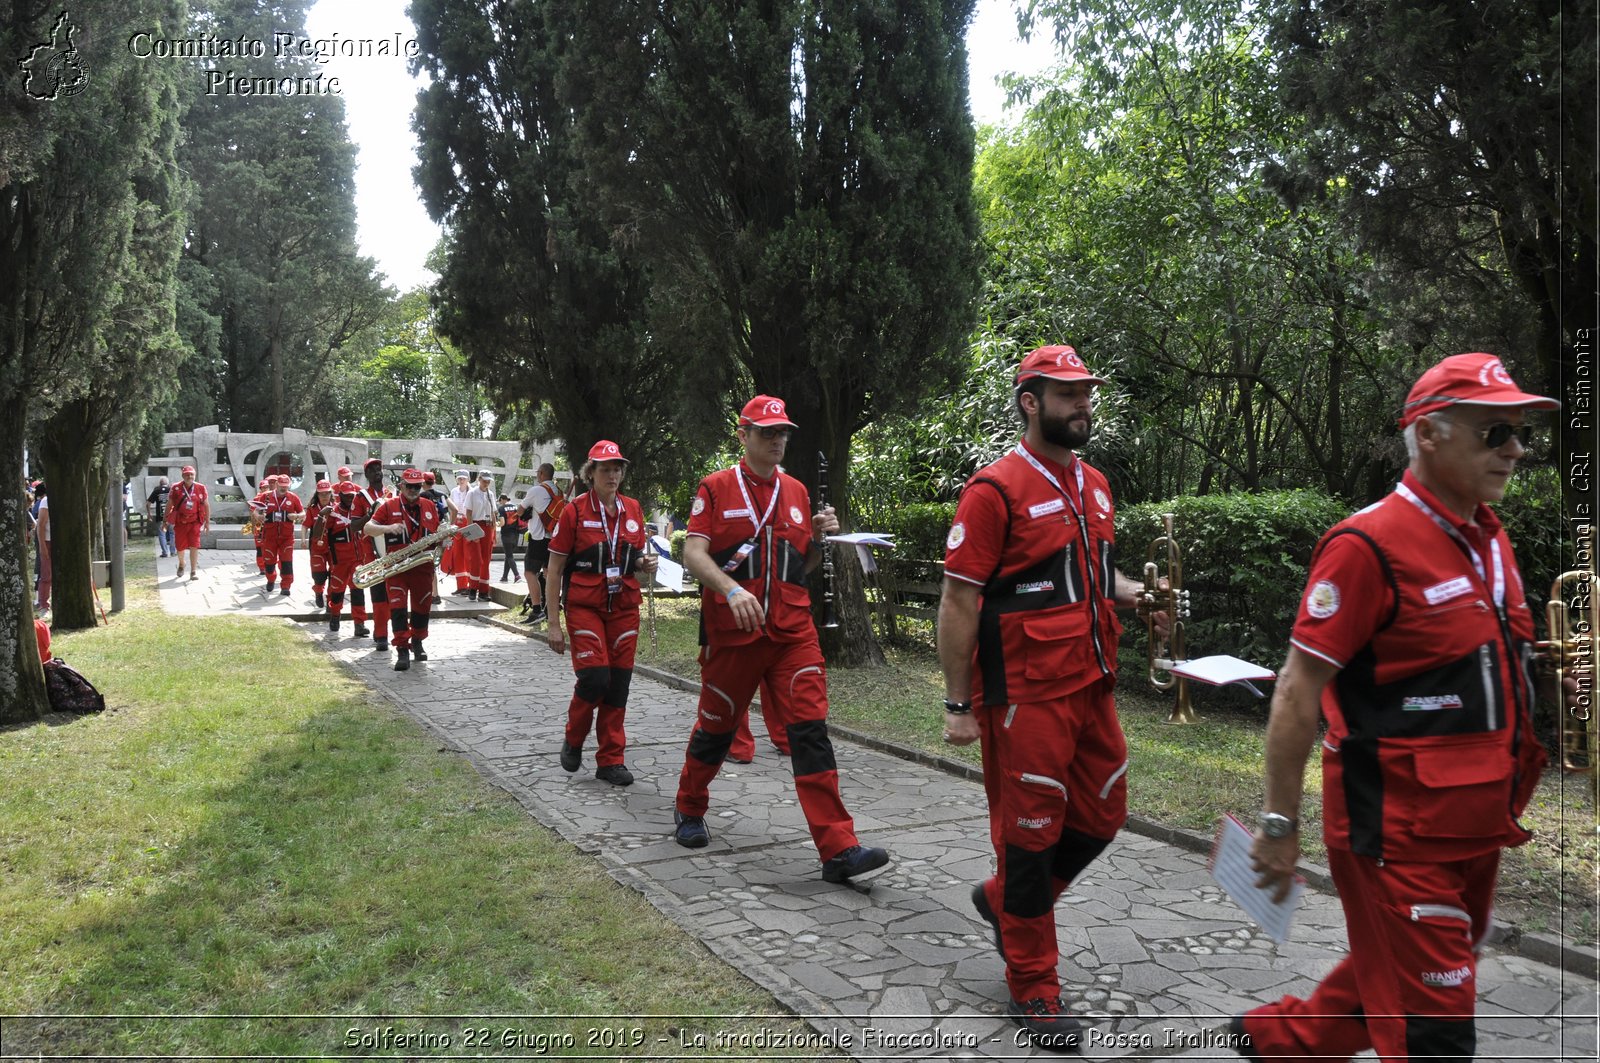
[
  {"left": 620, "top": 597, "right": 1598, "bottom": 943},
  {"left": 1, "top": 553, "right": 840, "bottom": 1060}
]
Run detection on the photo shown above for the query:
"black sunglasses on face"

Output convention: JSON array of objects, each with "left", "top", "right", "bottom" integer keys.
[
  {"left": 750, "top": 426, "right": 791, "bottom": 440},
  {"left": 1471, "top": 422, "right": 1534, "bottom": 449}
]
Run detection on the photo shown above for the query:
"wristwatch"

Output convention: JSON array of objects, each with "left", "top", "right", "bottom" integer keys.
[{"left": 1257, "top": 811, "right": 1298, "bottom": 839}]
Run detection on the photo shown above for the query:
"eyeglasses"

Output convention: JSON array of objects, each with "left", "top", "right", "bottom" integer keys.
[
  {"left": 748, "top": 426, "right": 792, "bottom": 441},
  {"left": 401, "top": 482, "right": 423, "bottom": 491},
  {"left": 1470, "top": 422, "right": 1535, "bottom": 449}
]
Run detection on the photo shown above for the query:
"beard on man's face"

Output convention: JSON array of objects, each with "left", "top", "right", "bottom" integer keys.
[{"left": 1039, "top": 406, "right": 1091, "bottom": 449}]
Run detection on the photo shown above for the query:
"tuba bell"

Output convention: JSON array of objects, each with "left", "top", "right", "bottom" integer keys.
[
  {"left": 1537, "top": 568, "right": 1598, "bottom": 819},
  {"left": 1140, "top": 513, "right": 1197, "bottom": 723}
]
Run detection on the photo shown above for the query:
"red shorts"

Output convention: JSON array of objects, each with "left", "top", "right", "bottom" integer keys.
[{"left": 172, "top": 522, "right": 201, "bottom": 551}]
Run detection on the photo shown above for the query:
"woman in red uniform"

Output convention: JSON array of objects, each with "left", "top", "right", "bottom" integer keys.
[{"left": 544, "top": 440, "right": 656, "bottom": 786}]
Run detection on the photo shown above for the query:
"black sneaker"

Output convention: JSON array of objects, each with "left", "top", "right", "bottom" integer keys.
[
  {"left": 1224, "top": 1015, "right": 1259, "bottom": 1059},
  {"left": 353, "top": 623, "right": 370, "bottom": 638},
  {"left": 595, "top": 764, "right": 634, "bottom": 786},
  {"left": 314, "top": 590, "right": 324, "bottom": 608},
  {"left": 559, "top": 742, "right": 581, "bottom": 773},
  {"left": 280, "top": 587, "right": 291, "bottom": 597},
  {"left": 412, "top": 644, "right": 428, "bottom": 661},
  {"left": 328, "top": 619, "right": 340, "bottom": 633},
  {"left": 1007, "top": 996, "right": 1082, "bottom": 1054},
  {"left": 394, "top": 647, "right": 411, "bottom": 671},
  {"left": 820, "top": 844, "right": 890, "bottom": 884},
  {"left": 972, "top": 882, "right": 1005, "bottom": 960},
  {"left": 374, "top": 638, "right": 389, "bottom": 652},
  {"left": 673, "top": 811, "right": 710, "bottom": 848},
  {"left": 265, "top": 580, "right": 275, "bottom": 593}
]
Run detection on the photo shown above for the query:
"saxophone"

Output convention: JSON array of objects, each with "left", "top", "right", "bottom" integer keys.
[{"left": 354, "top": 521, "right": 484, "bottom": 588}]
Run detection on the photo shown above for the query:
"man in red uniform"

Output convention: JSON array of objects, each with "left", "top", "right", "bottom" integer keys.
[
  {"left": 671, "top": 395, "right": 891, "bottom": 885},
  {"left": 1234, "top": 353, "right": 1561, "bottom": 1062},
  {"left": 938, "top": 346, "right": 1167, "bottom": 1052},
  {"left": 356, "top": 458, "right": 393, "bottom": 652},
  {"left": 322, "top": 482, "right": 371, "bottom": 637},
  {"left": 165, "top": 465, "right": 209, "bottom": 581},
  {"left": 545, "top": 441, "right": 656, "bottom": 786},
  {"left": 257, "top": 474, "right": 304, "bottom": 596},
  {"left": 365, "top": 466, "right": 442, "bottom": 671},
  {"left": 304, "top": 480, "right": 334, "bottom": 608}
]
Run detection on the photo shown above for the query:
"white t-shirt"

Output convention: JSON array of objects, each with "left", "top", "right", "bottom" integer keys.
[
  {"left": 36, "top": 496, "right": 49, "bottom": 542},
  {"left": 464, "top": 486, "right": 497, "bottom": 522},
  {"left": 521, "top": 482, "right": 555, "bottom": 540}
]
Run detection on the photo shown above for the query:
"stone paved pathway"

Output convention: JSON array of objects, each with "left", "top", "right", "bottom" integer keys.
[{"left": 158, "top": 553, "right": 1598, "bottom": 1061}]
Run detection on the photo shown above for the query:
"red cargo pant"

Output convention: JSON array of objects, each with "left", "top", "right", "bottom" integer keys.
[
  {"left": 1239, "top": 848, "right": 1496, "bottom": 1062},
  {"left": 675, "top": 637, "right": 856, "bottom": 861},
  {"left": 562, "top": 602, "right": 638, "bottom": 767},
  {"left": 972, "top": 676, "right": 1128, "bottom": 1004},
  {"left": 384, "top": 564, "right": 434, "bottom": 650}
]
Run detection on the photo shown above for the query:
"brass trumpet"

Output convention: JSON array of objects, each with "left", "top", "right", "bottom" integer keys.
[
  {"left": 1140, "top": 513, "right": 1196, "bottom": 723},
  {"left": 1538, "top": 568, "right": 1597, "bottom": 813}
]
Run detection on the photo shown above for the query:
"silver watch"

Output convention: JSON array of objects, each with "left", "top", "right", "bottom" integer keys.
[{"left": 1258, "top": 812, "right": 1298, "bottom": 839}]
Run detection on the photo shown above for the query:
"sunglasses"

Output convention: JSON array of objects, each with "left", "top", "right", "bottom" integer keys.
[
  {"left": 402, "top": 482, "right": 423, "bottom": 490},
  {"left": 748, "top": 426, "right": 792, "bottom": 441},
  {"left": 1469, "top": 422, "right": 1535, "bottom": 449}
]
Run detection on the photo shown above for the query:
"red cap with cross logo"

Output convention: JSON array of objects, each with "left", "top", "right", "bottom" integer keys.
[
  {"left": 1014, "top": 345, "right": 1107, "bottom": 387},
  {"left": 587, "top": 440, "right": 629, "bottom": 463},
  {"left": 738, "top": 395, "right": 798, "bottom": 428}
]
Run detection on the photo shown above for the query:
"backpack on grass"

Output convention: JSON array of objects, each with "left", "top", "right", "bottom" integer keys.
[{"left": 43, "top": 658, "right": 105, "bottom": 715}]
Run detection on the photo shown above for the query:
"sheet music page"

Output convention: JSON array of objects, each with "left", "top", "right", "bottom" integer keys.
[
  {"left": 1171, "top": 654, "right": 1277, "bottom": 687},
  {"left": 825, "top": 532, "right": 896, "bottom": 548},
  {"left": 1210, "top": 813, "right": 1303, "bottom": 945}
]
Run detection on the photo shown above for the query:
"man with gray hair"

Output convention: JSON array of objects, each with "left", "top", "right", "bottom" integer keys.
[{"left": 1235, "top": 352, "right": 1564, "bottom": 1062}]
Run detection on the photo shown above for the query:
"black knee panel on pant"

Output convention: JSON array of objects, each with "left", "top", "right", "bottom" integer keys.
[
  {"left": 786, "top": 719, "right": 838, "bottom": 777},
  {"left": 1406, "top": 1016, "right": 1473, "bottom": 1063},
  {"left": 370, "top": 583, "right": 388, "bottom": 603},
  {"left": 1052, "top": 826, "right": 1112, "bottom": 886},
  {"left": 390, "top": 606, "right": 410, "bottom": 631},
  {"left": 603, "top": 668, "right": 633, "bottom": 708},
  {"left": 574, "top": 667, "right": 610, "bottom": 705},
  {"left": 688, "top": 727, "right": 734, "bottom": 766},
  {"left": 1003, "top": 843, "right": 1058, "bottom": 919},
  {"left": 351, "top": 587, "right": 365, "bottom": 608}
]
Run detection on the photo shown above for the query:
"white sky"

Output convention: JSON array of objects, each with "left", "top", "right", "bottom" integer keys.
[{"left": 304, "top": 0, "right": 1059, "bottom": 294}]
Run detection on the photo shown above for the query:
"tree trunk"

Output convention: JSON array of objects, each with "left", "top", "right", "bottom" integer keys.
[
  {"left": 40, "top": 399, "right": 100, "bottom": 631},
  {"left": 2, "top": 408, "right": 49, "bottom": 724},
  {"left": 815, "top": 538, "right": 887, "bottom": 667}
]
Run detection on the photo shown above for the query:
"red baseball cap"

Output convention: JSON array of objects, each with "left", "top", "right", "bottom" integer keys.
[
  {"left": 315, "top": 480, "right": 332, "bottom": 492},
  {"left": 587, "top": 440, "right": 629, "bottom": 463},
  {"left": 401, "top": 467, "right": 426, "bottom": 484},
  {"left": 180, "top": 465, "right": 196, "bottom": 476},
  {"left": 1399, "top": 352, "right": 1559, "bottom": 428},
  {"left": 739, "top": 395, "right": 797, "bottom": 428},
  {"left": 1014, "top": 345, "right": 1107, "bottom": 387},
  {"left": 363, "top": 457, "right": 383, "bottom": 470},
  {"left": 334, "top": 481, "right": 359, "bottom": 494},
  {"left": 423, "top": 471, "right": 437, "bottom": 484},
  {"left": 336, "top": 465, "right": 351, "bottom": 477}
]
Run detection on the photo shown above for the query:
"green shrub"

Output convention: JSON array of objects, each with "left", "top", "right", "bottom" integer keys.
[
  {"left": 1499, "top": 464, "right": 1564, "bottom": 614},
  {"left": 873, "top": 502, "right": 959, "bottom": 561},
  {"left": 669, "top": 529, "right": 688, "bottom": 564},
  {"left": 1117, "top": 490, "right": 1350, "bottom": 679}
]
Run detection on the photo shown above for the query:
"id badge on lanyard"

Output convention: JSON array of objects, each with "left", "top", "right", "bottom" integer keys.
[{"left": 722, "top": 539, "right": 758, "bottom": 573}]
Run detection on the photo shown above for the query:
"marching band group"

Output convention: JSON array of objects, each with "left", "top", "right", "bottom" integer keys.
[{"left": 149, "top": 346, "right": 1582, "bottom": 1060}]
